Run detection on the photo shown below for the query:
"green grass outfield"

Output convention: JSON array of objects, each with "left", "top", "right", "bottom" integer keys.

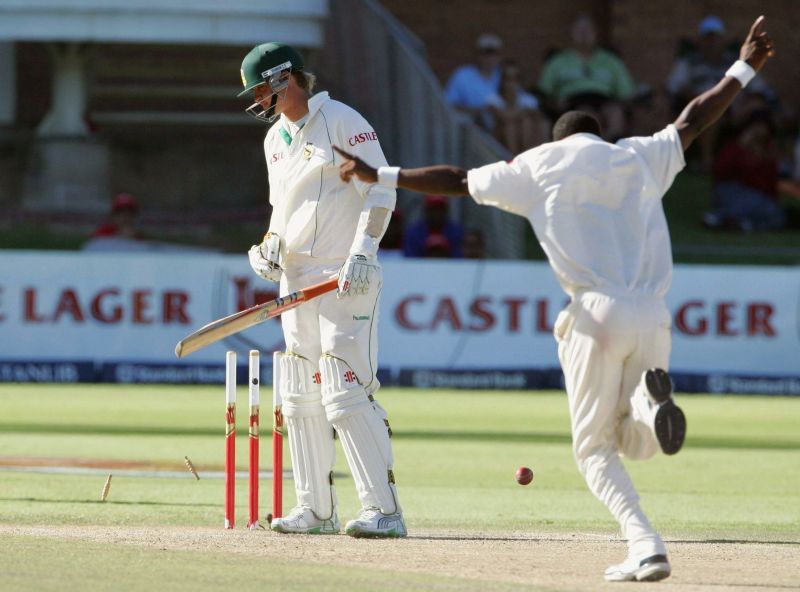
[{"left": 0, "top": 385, "right": 799, "bottom": 590}]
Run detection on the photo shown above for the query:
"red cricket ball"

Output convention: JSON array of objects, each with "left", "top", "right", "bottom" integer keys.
[{"left": 515, "top": 466, "right": 534, "bottom": 486}]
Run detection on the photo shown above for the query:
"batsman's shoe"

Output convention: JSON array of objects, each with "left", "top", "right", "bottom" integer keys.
[
  {"left": 604, "top": 554, "right": 671, "bottom": 582},
  {"left": 644, "top": 368, "right": 686, "bottom": 456},
  {"left": 345, "top": 508, "right": 407, "bottom": 538},
  {"left": 270, "top": 506, "right": 339, "bottom": 535}
]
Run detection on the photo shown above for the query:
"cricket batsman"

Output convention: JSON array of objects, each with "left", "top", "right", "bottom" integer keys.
[
  {"left": 238, "top": 42, "right": 406, "bottom": 537},
  {"left": 333, "top": 16, "right": 774, "bottom": 578}
]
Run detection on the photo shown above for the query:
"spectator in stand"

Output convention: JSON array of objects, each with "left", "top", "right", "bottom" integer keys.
[
  {"left": 462, "top": 228, "right": 486, "bottom": 259},
  {"left": 488, "top": 60, "right": 547, "bottom": 153},
  {"left": 83, "top": 192, "right": 149, "bottom": 252},
  {"left": 666, "top": 17, "right": 735, "bottom": 109},
  {"left": 423, "top": 232, "right": 452, "bottom": 258},
  {"left": 704, "top": 110, "right": 786, "bottom": 232},
  {"left": 403, "top": 194, "right": 464, "bottom": 258},
  {"left": 537, "top": 14, "right": 636, "bottom": 140},
  {"left": 92, "top": 193, "right": 143, "bottom": 240},
  {"left": 445, "top": 33, "right": 504, "bottom": 131}
]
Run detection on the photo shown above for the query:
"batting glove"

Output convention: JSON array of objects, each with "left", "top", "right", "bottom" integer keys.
[
  {"left": 248, "top": 232, "right": 282, "bottom": 283},
  {"left": 338, "top": 254, "right": 380, "bottom": 297}
]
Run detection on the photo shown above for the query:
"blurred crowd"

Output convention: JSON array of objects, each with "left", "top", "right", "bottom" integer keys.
[
  {"left": 443, "top": 14, "right": 800, "bottom": 235},
  {"left": 79, "top": 13, "right": 800, "bottom": 259}
]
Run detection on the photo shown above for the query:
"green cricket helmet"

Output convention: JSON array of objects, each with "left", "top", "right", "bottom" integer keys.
[{"left": 238, "top": 42, "right": 304, "bottom": 123}]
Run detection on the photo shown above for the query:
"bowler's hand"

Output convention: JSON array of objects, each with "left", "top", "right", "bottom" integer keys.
[
  {"left": 333, "top": 145, "right": 378, "bottom": 184},
  {"left": 740, "top": 16, "right": 775, "bottom": 72}
]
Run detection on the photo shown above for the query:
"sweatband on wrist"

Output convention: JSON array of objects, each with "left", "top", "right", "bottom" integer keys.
[
  {"left": 725, "top": 60, "right": 756, "bottom": 88},
  {"left": 377, "top": 166, "right": 400, "bottom": 189}
]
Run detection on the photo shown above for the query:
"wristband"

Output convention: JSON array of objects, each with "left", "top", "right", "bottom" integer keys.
[
  {"left": 725, "top": 60, "right": 756, "bottom": 88},
  {"left": 377, "top": 166, "right": 400, "bottom": 189}
]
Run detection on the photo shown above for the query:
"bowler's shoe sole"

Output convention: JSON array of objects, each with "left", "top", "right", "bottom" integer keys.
[
  {"left": 604, "top": 554, "right": 671, "bottom": 582},
  {"left": 636, "top": 554, "right": 672, "bottom": 582},
  {"left": 646, "top": 369, "right": 686, "bottom": 455}
]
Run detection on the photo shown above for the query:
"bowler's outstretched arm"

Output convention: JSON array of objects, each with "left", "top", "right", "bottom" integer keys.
[
  {"left": 333, "top": 145, "right": 469, "bottom": 196},
  {"left": 674, "top": 15, "right": 774, "bottom": 150}
]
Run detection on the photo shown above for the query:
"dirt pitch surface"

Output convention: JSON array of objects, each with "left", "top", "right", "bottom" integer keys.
[{"left": 2, "top": 525, "right": 797, "bottom": 591}]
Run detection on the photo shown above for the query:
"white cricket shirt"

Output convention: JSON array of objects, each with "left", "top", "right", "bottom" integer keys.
[
  {"left": 467, "top": 125, "right": 685, "bottom": 298},
  {"left": 265, "top": 92, "right": 395, "bottom": 263}
]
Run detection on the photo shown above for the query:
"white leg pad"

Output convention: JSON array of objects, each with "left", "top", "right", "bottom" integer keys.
[
  {"left": 279, "top": 352, "right": 336, "bottom": 519},
  {"left": 280, "top": 352, "right": 323, "bottom": 419},
  {"left": 320, "top": 354, "right": 400, "bottom": 514}
]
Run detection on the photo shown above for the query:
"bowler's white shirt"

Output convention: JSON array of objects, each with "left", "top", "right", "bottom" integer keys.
[
  {"left": 467, "top": 126, "right": 685, "bottom": 298},
  {"left": 265, "top": 92, "right": 395, "bottom": 263}
]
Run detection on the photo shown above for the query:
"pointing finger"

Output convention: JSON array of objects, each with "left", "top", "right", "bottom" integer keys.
[{"left": 748, "top": 15, "right": 765, "bottom": 39}]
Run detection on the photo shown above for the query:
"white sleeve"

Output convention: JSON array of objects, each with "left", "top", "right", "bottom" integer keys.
[
  {"left": 616, "top": 125, "right": 686, "bottom": 198},
  {"left": 264, "top": 132, "right": 284, "bottom": 235},
  {"left": 466, "top": 158, "right": 540, "bottom": 217},
  {"left": 335, "top": 110, "right": 396, "bottom": 212}
]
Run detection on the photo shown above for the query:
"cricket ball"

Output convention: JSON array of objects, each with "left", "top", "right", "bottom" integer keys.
[{"left": 515, "top": 466, "right": 534, "bottom": 486}]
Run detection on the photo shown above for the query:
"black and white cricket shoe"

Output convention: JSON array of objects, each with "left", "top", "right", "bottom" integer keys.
[
  {"left": 604, "top": 554, "right": 671, "bottom": 582},
  {"left": 644, "top": 368, "right": 686, "bottom": 455}
]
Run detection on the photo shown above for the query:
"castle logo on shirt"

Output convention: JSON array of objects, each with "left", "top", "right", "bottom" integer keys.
[
  {"left": 303, "top": 143, "right": 314, "bottom": 160},
  {"left": 348, "top": 131, "right": 378, "bottom": 146}
]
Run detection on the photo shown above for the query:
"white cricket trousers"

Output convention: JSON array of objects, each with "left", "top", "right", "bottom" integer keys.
[{"left": 554, "top": 290, "right": 672, "bottom": 559}]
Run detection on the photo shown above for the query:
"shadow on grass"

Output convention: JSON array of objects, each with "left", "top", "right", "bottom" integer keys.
[
  {"left": 0, "top": 496, "right": 217, "bottom": 508},
  {"left": 411, "top": 533, "right": 800, "bottom": 545},
  {"left": 0, "top": 424, "right": 797, "bottom": 450},
  {"left": 672, "top": 538, "right": 800, "bottom": 546}
]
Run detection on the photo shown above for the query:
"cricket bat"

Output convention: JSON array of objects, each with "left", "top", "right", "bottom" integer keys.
[{"left": 175, "top": 277, "right": 338, "bottom": 358}]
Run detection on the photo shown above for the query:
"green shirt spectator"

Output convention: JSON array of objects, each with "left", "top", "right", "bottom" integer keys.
[
  {"left": 537, "top": 14, "right": 636, "bottom": 140},
  {"left": 538, "top": 48, "right": 636, "bottom": 104}
]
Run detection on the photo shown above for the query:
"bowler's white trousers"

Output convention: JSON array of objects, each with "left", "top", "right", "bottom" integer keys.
[{"left": 555, "top": 290, "right": 672, "bottom": 560}]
